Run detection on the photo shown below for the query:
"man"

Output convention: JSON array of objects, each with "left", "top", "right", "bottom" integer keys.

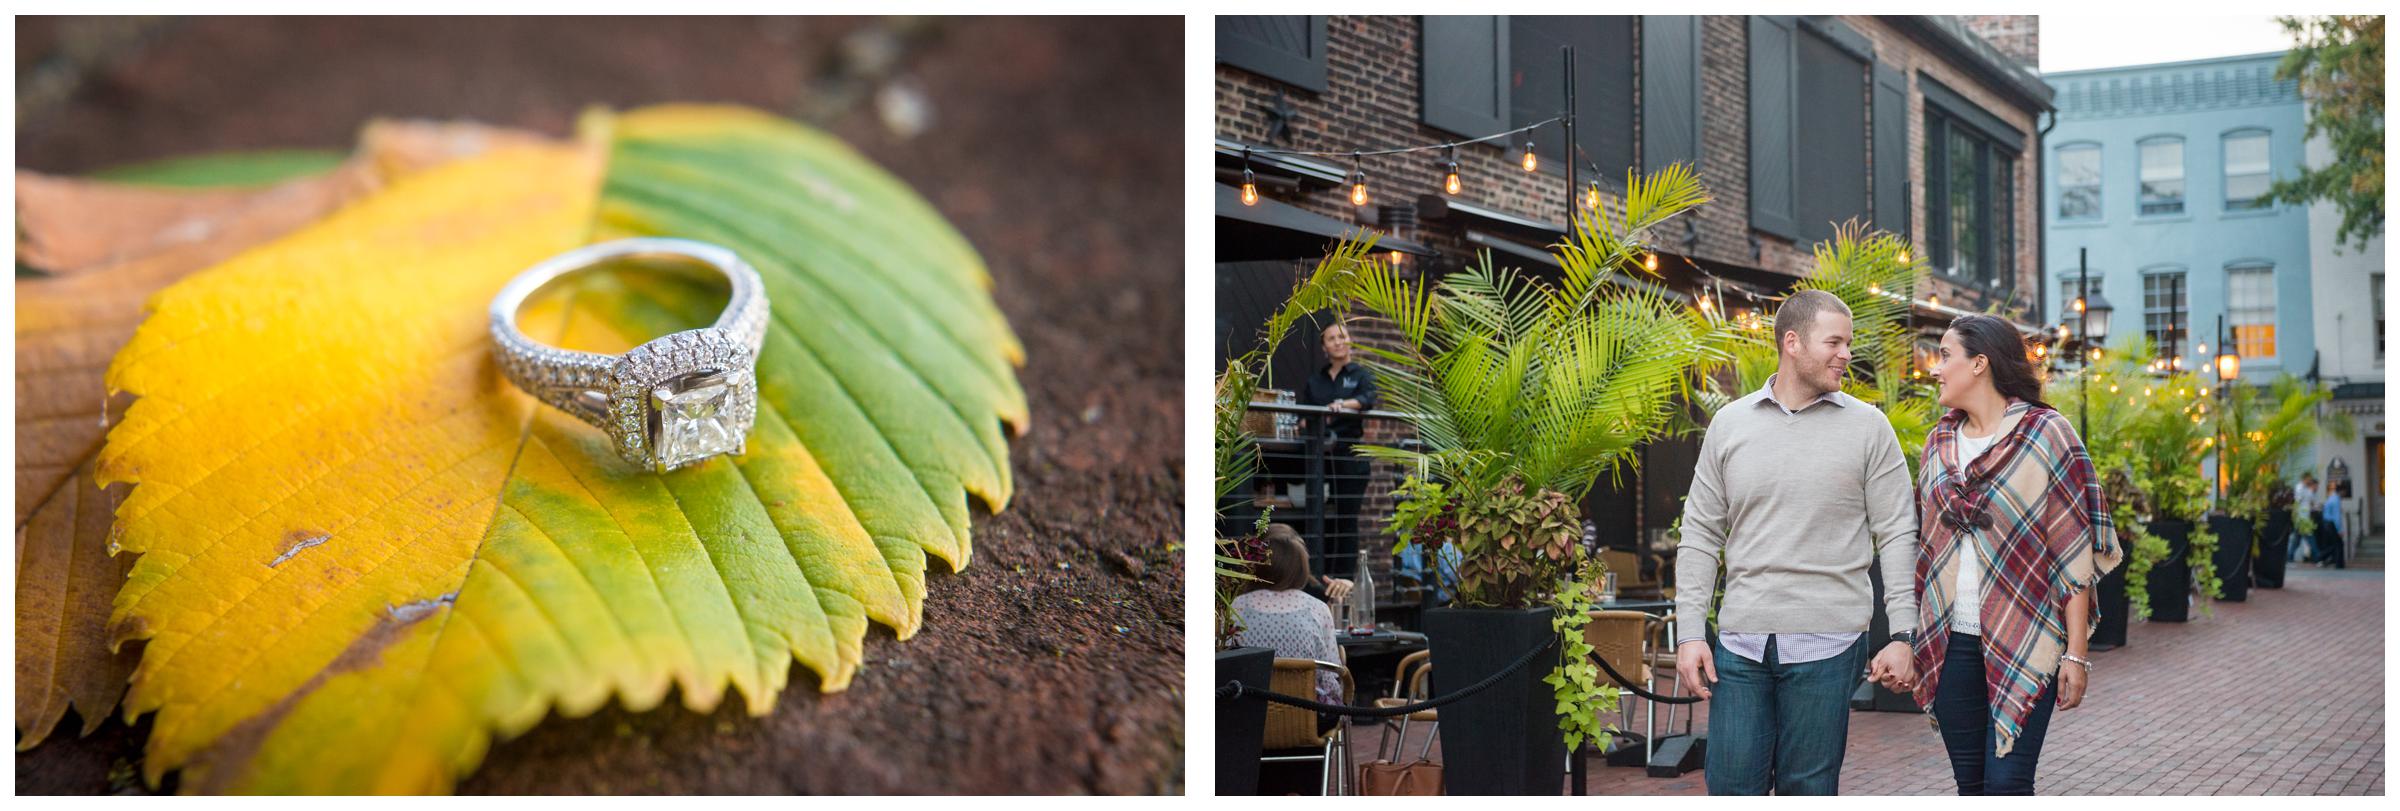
[
  {"left": 1673, "top": 290, "right": 1919, "bottom": 795},
  {"left": 2290, "top": 472, "right": 2320, "bottom": 562},
  {"left": 1298, "top": 321, "right": 1379, "bottom": 579}
]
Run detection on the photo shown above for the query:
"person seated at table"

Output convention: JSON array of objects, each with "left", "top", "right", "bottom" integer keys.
[
  {"left": 1233, "top": 523, "right": 1349, "bottom": 731},
  {"left": 1394, "top": 539, "right": 1461, "bottom": 606}
]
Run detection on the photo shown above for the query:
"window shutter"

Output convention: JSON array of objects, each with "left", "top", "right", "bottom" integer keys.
[
  {"left": 1872, "top": 63, "right": 1909, "bottom": 237},
  {"left": 1216, "top": 16, "right": 1328, "bottom": 93},
  {"left": 1642, "top": 16, "right": 1701, "bottom": 174},
  {"left": 1747, "top": 15, "right": 1799, "bottom": 240},
  {"left": 1421, "top": 16, "right": 1510, "bottom": 138},
  {"left": 1793, "top": 26, "right": 1868, "bottom": 245}
]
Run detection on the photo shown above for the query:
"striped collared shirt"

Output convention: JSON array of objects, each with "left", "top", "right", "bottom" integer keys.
[{"left": 1720, "top": 374, "right": 1860, "bottom": 665}]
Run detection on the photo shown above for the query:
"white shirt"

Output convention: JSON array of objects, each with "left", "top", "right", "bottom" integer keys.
[
  {"left": 1719, "top": 374, "right": 1861, "bottom": 665},
  {"left": 1950, "top": 430, "right": 2001, "bottom": 635}
]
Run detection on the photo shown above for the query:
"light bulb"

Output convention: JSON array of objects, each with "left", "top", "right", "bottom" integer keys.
[
  {"left": 1644, "top": 252, "right": 1659, "bottom": 272},
  {"left": 2072, "top": 297, "right": 2086, "bottom": 313},
  {"left": 1899, "top": 249, "right": 1913, "bottom": 264},
  {"left": 1444, "top": 163, "right": 1462, "bottom": 195},
  {"left": 2197, "top": 343, "right": 2207, "bottom": 354},
  {"left": 1584, "top": 181, "right": 1601, "bottom": 210},
  {"left": 1240, "top": 167, "right": 1259, "bottom": 206},
  {"left": 1870, "top": 283, "right": 1883, "bottom": 296},
  {"left": 1521, "top": 139, "right": 1538, "bottom": 172},
  {"left": 1928, "top": 294, "right": 1940, "bottom": 308},
  {"left": 1349, "top": 168, "right": 1369, "bottom": 206},
  {"left": 1390, "top": 250, "right": 1403, "bottom": 265},
  {"left": 1699, "top": 295, "right": 1715, "bottom": 314}
]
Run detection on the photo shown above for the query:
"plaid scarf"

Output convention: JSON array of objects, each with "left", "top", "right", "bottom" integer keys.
[{"left": 1909, "top": 401, "right": 2122, "bottom": 757}]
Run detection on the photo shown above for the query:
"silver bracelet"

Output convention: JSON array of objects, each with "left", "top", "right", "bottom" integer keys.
[{"left": 2061, "top": 653, "right": 2094, "bottom": 671}]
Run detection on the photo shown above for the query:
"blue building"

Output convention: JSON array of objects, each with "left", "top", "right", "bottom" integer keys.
[{"left": 2043, "top": 52, "right": 2312, "bottom": 378}]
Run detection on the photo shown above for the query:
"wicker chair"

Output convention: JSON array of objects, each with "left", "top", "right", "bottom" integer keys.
[
  {"left": 1583, "top": 609, "right": 1668, "bottom": 763},
  {"left": 1264, "top": 658, "right": 1356, "bottom": 795},
  {"left": 1371, "top": 650, "right": 1438, "bottom": 763}
]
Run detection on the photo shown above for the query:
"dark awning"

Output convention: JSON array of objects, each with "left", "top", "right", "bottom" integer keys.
[{"left": 1216, "top": 183, "right": 1436, "bottom": 263}]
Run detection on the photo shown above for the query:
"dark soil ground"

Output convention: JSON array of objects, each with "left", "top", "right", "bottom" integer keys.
[{"left": 14, "top": 15, "right": 1186, "bottom": 794}]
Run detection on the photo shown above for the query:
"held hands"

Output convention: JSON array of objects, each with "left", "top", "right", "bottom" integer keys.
[
  {"left": 1868, "top": 642, "right": 1917, "bottom": 692},
  {"left": 1675, "top": 640, "right": 1718, "bottom": 700},
  {"left": 2057, "top": 658, "right": 2089, "bottom": 710}
]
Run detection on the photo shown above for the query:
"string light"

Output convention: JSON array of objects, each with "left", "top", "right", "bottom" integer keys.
[
  {"left": 2072, "top": 297, "right": 2086, "bottom": 313},
  {"left": 1443, "top": 144, "right": 1462, "bottom": 195},
  {"left": 1869, "top": 283, "right": 1883, "bottom": 296},
  {"left": 1644, "top": 252, "right": 1659, "bottom": 272},
  {"left": 1899, "top": 248, "right": 1913, "bottom": 264},
  {"left": 1348, "top": 154, "right": 1369, "bottom": 206},
  {"left": 1240, "top": 147, "right": 1260, "bottom": 206},
  {"left": 1584, "top": 180, "right": 1601, "bottom": 210},
  {"left": 1928, "top": 293, "right": 1940, "bottom": 309},
  {"left": 1699, "top": 293, "right": 1715, "bottom": 315},
  {"left": 2056, "top": 324, "right": 2070, "bottom": 340},
  {"left": 2196, "top": 342, "right": 2207, "bottom": 355},
  {"left": 1521, "top": 138, "right": 1539, "bottom": 172},
  {"left": 1390, "top": 249, "right": 1404, "bottom": 265}
]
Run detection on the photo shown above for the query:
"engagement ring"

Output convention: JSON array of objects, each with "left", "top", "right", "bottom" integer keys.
[{"left": 489, "top": 237, "right": 768, "bottom": 473}]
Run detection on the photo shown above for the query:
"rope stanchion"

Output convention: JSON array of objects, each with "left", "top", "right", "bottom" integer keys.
[
  {"left": 1587, "top": 651, "right": 1702, "bottom": 705},
  {"left": 1216, "top": 637, "right": 1558, "bottom": 718}
]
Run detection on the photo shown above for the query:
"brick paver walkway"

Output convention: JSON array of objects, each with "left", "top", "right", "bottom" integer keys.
[{"left": 1344, "top": 567, "right": 2384, "bottom": 795}]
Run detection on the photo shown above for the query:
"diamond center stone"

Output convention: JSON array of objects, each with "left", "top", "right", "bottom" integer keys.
[{"left": 651, "top": 369, "right": 739, "bottom": 468}]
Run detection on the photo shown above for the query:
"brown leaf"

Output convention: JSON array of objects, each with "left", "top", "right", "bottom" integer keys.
[{"left": 12, "top": 120, "right": 552, "bottom": 750}]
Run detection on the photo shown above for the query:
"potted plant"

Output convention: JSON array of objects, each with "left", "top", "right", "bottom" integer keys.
[
  {"left": 2055, "top": 338, "right": 2214, "bottom": 624},
  {"left": 1211, "top": 240, "right": 1374, "bottom": 794},
  {"left": 2216, "top": 375, "right": 2355, "bottom": 594},
  {"left": 1335, "top": 165, "right": 1735, "bottom": 794}
]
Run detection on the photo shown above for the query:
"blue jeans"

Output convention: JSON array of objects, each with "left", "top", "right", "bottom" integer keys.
[
  {"left": 1703, "top": 634, "right": 1868, "bottom": 795},
  {"left": 1931, "top": 632, "right": 2057, "bottom": 795}
]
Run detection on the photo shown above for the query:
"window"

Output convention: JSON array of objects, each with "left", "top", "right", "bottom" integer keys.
[
  {"left": 2142, "top": 270, "right": 2189, "bottom": 359},
  {"left": 2057, "top": 143, "right": 2101, "bottom": 220},
  {"left": 2224, "top": 130, "right": 2272, "bottom": 210},
  {"left": 2138, "top": 137, "right": 2185, "bottom": 215},
  {"left": 2226, "top": 264, "right": 2278, "bottom": 360},
  {"left": 2375, "top": 274, "right": 2385, "bottom": 364},
  {"left": 1926, "top": 111, "right": 2016, "bottom": 288}
]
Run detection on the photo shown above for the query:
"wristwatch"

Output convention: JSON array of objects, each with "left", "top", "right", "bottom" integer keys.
[{"left": 1889, "top": 631, "right": 1915, "bottom": 645}]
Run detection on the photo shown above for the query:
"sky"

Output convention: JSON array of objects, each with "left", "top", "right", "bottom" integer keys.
[{"left": 2040, "top": 15, "right": 2295, "bottom": 73}]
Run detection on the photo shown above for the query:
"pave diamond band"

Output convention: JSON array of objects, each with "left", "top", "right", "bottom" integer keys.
[{"left": 489, "top": 237, "right": 768, "bottom": 473}]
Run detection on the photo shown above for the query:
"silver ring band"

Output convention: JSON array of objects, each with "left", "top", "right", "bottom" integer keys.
[{"left": 489, "top": 237, "right": 769, "bottom": 472}]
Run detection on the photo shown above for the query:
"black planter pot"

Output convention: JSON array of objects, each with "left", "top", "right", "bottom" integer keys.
[
  {"left": 2146, "top": 519, "right": 2193, "bottom": 623},
  {"left": 2255, "top": 507, "right": 2294, "bottom": 589},
  {"left": 1426, "top": 607, "right": 1565, "bottom": 795},
  {"left": 1215, "top": 647, "right": 1274, "bottom": 796},
  {"left": 2209, "top": 514, "right": 2254, "bottom": 602},
  {"left": 2090, "top": 562, "right": 2130, "bottom": 650}
]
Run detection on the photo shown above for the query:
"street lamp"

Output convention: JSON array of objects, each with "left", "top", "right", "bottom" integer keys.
[{"left": 2212, "top": 314, "right": 2238, "bottom": 507}]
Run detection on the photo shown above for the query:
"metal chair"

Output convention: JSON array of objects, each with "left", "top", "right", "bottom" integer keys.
[
  {"left": 1264, "top": 658, "right": 1357, "bottom": 795},
  {"left": 1371, "top": 650, "right": 1439, "bottom": 763}
]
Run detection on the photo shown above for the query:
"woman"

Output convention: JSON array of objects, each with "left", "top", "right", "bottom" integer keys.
[
  {"left": 1908, "top": 314, "right": 2123, "bottom": 795},
  {"left": 1231, "top": 523, "right": 1346, "bottom": 729},
  {"left": 2314, "top": 481, "right": 2349, "bottom": 569}
]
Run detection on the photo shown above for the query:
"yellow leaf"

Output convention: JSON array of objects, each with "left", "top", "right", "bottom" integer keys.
[
  {"left": 15, "top": 122, "right": 549, "bottom": 751},
  {"left": 95, "top": 106, "right": 1025, "bottom": 793}
]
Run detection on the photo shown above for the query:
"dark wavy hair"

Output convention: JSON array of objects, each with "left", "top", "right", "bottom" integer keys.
[{"left": 1948, "top": 314, "right": 2049, "bottom": 410}]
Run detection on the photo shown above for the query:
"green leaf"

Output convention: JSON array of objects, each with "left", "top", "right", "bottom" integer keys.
[{"left": 94, "top": 105, "right": 1025, "bottom": 793}]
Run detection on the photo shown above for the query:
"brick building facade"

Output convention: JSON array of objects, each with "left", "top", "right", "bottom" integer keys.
[{"left": 1215, "top": 15, "right": 2054, "bottom": 594}]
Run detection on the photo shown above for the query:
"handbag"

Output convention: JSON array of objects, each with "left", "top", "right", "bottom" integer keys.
[{"left": 1357, "top": 757, "right": 1443, "bottom": 796}]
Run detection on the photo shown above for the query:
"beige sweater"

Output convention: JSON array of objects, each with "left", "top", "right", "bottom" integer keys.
[{"left": 1673, "top": 385, "right": 1918, "bottom": 644}]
